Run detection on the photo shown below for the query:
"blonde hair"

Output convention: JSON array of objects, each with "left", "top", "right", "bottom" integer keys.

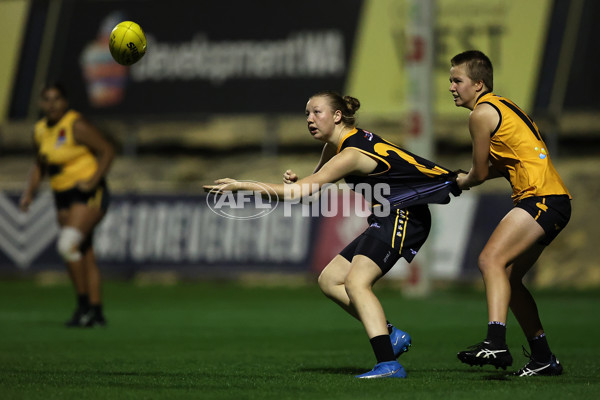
[{"left": 311, "top": 91, "right": 360, "bottom": 126}]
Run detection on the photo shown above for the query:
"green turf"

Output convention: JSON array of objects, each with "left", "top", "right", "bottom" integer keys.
[{"left": 0, "top": 279, "right": 598, "bottom": 400}]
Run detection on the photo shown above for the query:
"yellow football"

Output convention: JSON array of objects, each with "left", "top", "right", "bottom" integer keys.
[{"left": 109, "top": 21, "right": 147, "bottom": 66}]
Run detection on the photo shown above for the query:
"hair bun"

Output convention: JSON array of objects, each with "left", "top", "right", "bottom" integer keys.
[{"left": 343, "top": 96, "right": 360, "bottom": 114}]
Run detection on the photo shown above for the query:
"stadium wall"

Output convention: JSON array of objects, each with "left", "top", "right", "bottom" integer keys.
[
  {"left": 7, "top": 0, "right": 556, "bottom": 121},
  {"left": 0, "top": 190, "right": 510, "bottom": 283}
]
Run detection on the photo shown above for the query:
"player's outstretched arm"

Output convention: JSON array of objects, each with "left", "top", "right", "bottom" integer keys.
[
  {"left": 312, "top": 143, "right": 337, "bottom": 173},
  {"left": 205, "top": 148, "right": 374, "bottom": 200},
  {"left": 283, "top": 143, "right": 337, "bottom": 184}
]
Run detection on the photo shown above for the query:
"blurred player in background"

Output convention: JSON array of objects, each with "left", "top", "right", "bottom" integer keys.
[
  {"left": 449, "top": 50, "right": 571, "bottom": 376},
  {"left": 205, "top": 91, "right": 461, "bottom": 379},
  {"left": 20, "top": 83, "right": 115, "bottom": 327}
]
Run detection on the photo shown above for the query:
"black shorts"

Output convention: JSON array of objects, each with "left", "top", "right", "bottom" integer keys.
[
  {"left": 339, "top": 204, "right": 431, "bottom": 275},
  {"left": 53, "top": 180, "right": 110, "bottom": 211},
  {"left": 516, "top": 195, "right": 571, "bottom": 245}
]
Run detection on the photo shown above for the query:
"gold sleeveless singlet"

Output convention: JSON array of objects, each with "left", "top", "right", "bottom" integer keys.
[
  {"left": 34, "top": 110, "right": 98, "bottom": 192},
  {"left": 474, "top": 93, "right": 571, "bottom": 204}
]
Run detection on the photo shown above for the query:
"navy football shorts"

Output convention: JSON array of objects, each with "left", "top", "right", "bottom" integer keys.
[
  {"left": 339, "top": 204, "right": 431, "bottom": 275},
  {"left": 515, "top": 195, "right": 571, "bottom": 245},
  {"left": 53, "top": 179, "right": 110, "bottom": 211}
]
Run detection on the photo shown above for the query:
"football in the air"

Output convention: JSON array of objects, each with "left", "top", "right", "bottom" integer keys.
[{"left": 109, "top": 21, "right": 147, "bottom": 66}]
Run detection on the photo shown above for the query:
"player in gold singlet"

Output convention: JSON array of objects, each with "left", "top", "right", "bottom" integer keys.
[
  {"left": 449, "top": 50, "right": 571, "bottom": 376},
  {"left": 20, "top": 83, "right": 115, "bottom": 327}
]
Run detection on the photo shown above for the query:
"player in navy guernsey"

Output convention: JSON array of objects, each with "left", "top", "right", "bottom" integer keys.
[
  {"left": 205, "top": 91, "right": 461, "bottom": 379},
  {"left": 339, "top": 127, "right": 460, "bottom": 211}
]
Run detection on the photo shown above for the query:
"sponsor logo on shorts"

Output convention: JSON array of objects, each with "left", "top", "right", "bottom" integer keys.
[{"left": 383, "top": 251, "right": 391, "bottom": 263}]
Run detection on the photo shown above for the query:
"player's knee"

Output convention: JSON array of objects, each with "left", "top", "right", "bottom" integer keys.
[
  {"left": 57, "top": 227, "right": 84, "bottom": 262},
  {"left": 317, "top": 271, "right": 328, "bottom": 292},
  {"left": 478, "top": 250, "right": 505, "bottom": 275},
  {"left": 317, "top": 269, "right": 337, "bottom": 296},
  {"left": 477, "top": 248, "right": 494, "bottom": 271},
  {"left": 344, "top": 281, "right": 359, "bottom": 301},
  {"left": 344, "top": 275, "right": 366, "bottom": 299}
]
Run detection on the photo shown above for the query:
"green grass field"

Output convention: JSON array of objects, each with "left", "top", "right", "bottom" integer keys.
[{"left": 0, "top": 279, "right": 598, "bottom": 400}]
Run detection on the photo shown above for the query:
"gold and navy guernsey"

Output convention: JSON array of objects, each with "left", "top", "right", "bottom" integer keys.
[
  {"left": 34, "top": 110, "right": 98, "bottom": 192},
  {"left": 474, "top": 92, "right": 571, "bottom": 204},
  {"left": 337, "top": 128, "right": 460, "bottom": 211},
  {"left": 337, "top": 128, "right": 460, "bottom": 266}
]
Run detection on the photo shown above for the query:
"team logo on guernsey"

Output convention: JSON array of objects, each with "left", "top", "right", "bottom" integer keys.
[
  {"left": 535, "top": 147, "right": 547, "bottom": 159},
  {"left": 55, "top": 129, "right": 66, "bottom": 148},
  {"left": 363, "top": 130, "right": 373, "bottom": 141}
]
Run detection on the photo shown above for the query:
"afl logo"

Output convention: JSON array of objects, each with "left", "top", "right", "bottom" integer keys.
[{"left": 205, "top": 180, "right": 279, "bottom": 220}]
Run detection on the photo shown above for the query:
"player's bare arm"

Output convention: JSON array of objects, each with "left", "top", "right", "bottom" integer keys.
[
  {"left": 457, "top": 104, "right": 499, "bottom": 190},
  {"left": 206, "top": 148, "right": 377, "bottom": 200},
  {"left": 20, "top": 161, "right": 44, "bottom": 212},
  {"left": 19, "top": 138, "right": 44, "bottom": 212},
  {"left": 283, "top": 143, "right": 337, "bottom": 184},
  {"left": 312, "top": 142, "right": 338, "bottom": 173}
]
